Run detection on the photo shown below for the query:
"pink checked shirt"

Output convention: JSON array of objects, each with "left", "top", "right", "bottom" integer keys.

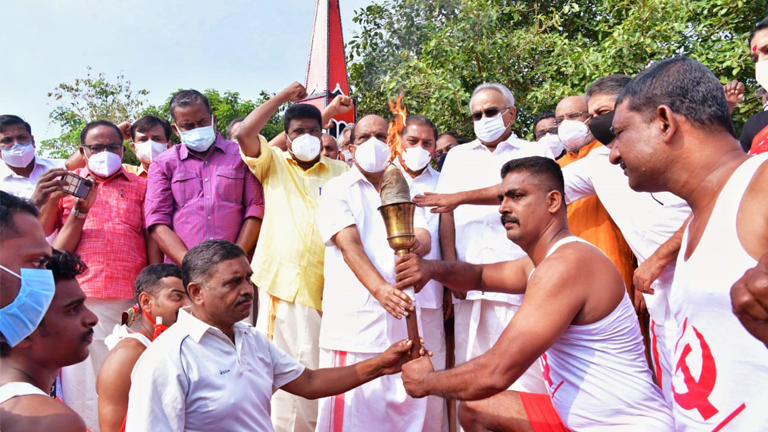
[
  {"left": 144, "top": 134, "right": 264, "bottom": 262},
  {"left": 58, "top": 167, "right": 148, "bottom": 299}
]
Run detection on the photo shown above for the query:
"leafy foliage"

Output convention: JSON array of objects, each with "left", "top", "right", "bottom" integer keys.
[
  {"left": 41, "top": 68, "right": 284, "bottom": 162},
  {"left": 347, "top": 0, "right": 765, "bottom": 141}
]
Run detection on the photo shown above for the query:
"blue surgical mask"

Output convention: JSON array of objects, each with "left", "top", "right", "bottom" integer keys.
[
  {"left": 0, "top": 264, "right": 56, "bottom": 347},
  {"left": 178, "top": 116, "right": 217, "bottom": 152}
]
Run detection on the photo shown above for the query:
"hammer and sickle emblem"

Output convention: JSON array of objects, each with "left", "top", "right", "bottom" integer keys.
[
  {"left": 673, "top": 323, "right": 719, "bottom": 421},
  {"left": 540, "top": 353, "right": 554, "bottom": 387}
]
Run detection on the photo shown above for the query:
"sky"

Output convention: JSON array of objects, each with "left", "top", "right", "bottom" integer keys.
[{"left": 0, "top": 0, "right": 375, "bottom": 140}]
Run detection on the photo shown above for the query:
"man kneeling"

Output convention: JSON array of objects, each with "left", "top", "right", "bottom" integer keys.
[
  {"left": 396, "top": 157, "right": 673, "bottom": 431},
  {"left": 125, "top": 239, "right": 420, "bottom": 431}
]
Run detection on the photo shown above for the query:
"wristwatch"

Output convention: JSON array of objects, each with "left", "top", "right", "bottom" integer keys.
[{"left": 72, "top": 208, "right": 88, "bottom": 219}]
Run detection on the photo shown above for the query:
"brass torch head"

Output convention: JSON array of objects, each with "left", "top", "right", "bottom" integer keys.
[{"left": 379, "top": 202, "right": 416, "bottom": 254}]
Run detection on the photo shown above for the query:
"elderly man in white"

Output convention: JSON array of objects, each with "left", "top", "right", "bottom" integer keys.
[
  {"left": 417, "top": 83, "right": 553, "bottom": 408},
  {"left": 124, "top": 239, "right": 418, "bottom": 432}
]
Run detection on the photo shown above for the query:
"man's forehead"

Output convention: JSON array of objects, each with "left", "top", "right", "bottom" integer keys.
[
  {"left": 173, "top": 103, "right": 210, "bottom": 121},
  {"left": 556, "top": 96, "right": 587, "bottom": 115},
  {"left": 0, "top": 124, "right": 30, "bottom": 137},
  {"left": 356, "top": 116, "right": 387, "bottom": 133},
  {"left": 1, "top": 213, "right": 51, "bottom": 260},
  {"left": 85, "top": 126, "right": 121, "bottom": 144},
  {"left": 534, "top": 117, "right": 555, "bottom": 132},
  {"left": 472, "top": 90, "right": 506, "bottom": 108},
  {"left": 289, "top": 118, "right": 321, "bottom": 130},
  {"left": 587, "top": 93, "right": 618, "bottom": 114}
]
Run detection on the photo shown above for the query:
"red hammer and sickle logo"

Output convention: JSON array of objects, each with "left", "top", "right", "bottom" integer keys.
[
  {"left": 673, "top": 323, "right": 719, "bottom": 421},
  {"left": 540, "top": 353, "right": 554, "bottom": 387}
]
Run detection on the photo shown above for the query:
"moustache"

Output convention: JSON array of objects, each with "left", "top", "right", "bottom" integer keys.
[
  {"left": 500, "top": 214, "right": 519, "bottom": 226},
  {"left": 235, "top": 295, "right": 254, "bottom": 306},
  {"left": 82, "top": 328, "right": 94, "bottom": 342}
]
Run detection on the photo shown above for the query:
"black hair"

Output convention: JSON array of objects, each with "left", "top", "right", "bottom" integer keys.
[
  {"left": 135, "top": 264, "right": 183, "bottom": 306},
  {"left": 500, "top": 156, "right": 565, "bottom": 198},
  {"left": 403, "top": 115, "right": 438, "bottom": 141},
  {"left": 181, "top": 240, "right": 246, "bottom": 294},
  {"left": 532, "top": 111, "right": 556, "bottom": 133},
  {"left": 615, "top": 57, "right": 736, "bottom": 138},
  {"left": 226, "top": 116, "right": 246, "bottom": 140},
  {"left": 437, "top": 132, "right": 468, "bottom": 144},
  {"left": 283, "top": 104, "right": 322, "bottom": 133},
  {"left": 131, "top": 115, "right": 172, "bottom": 142},
  {"left": 748, "top": 17, "right": 768, "bottom": 48},
  {"left": 169, "top": 90, "right": 212, "bottom": 121},
  {"left": 586, "top": 74, "right": 632, "bottom": 100},
  {"left": 0, "top": 115, "right": 32, "bottom": 135},
  {"left": 0, "top": 191, "right": 40, "bottom": 241},
  {"left": 80, "top": 120, "right": 123, "bottom": 146},
  {"left": 46, "top": 249, "right": 87, "bottom": 282}
]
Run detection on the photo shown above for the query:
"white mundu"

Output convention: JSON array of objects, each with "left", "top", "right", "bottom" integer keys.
[
  {"left": 535, "top": 237, "right": 674, "bottom": 431},
  {"left": 669, "top": 154, "right": 768, "bottom": 431},
  {"left": 562, "top": 145, "right": 692, "bottom": 402},
  {"left": 436, "top": 137, "right": 550, "bottom": 396}
]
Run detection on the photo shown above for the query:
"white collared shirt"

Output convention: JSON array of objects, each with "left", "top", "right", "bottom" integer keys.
[
  {"left": 125, "top": 308, "right": 304, "bottom": 432},
  {"left": 317, "top": 166, "right": 428, "bottom": 353},
  {"left": 0, "top": 156, "right": 64, "bottom": 199},
  {"left": 562, "top": 146, "right": 691, "bottom": 322},
  {"left": 395, "top": 159, "right": 443, "bottom": 309},
  {"left": 436, "top": 137, "right": 553, "bottom": 304}
]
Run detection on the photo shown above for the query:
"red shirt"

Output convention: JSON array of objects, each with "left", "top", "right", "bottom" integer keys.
[{"left": 58, "top": 167, "right": 148, "bottom": 299}]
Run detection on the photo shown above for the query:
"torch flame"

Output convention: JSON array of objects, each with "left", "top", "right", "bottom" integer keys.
[{"left": 386, "top": 94, "right": 408, "bottom": 162}]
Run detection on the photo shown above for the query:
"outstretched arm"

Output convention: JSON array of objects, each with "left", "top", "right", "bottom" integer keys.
[
  {"left": 394, "top": 252, "right": 533, "bottom": 295},
  {"left": 402, "top": 253, "right": 586, "bottom": 400},
  {"left": 282, "top": 338, "right": 420, "bottom": 399},
  {"left": 414, "top": 184, "right": 499, "bottom": 214}
]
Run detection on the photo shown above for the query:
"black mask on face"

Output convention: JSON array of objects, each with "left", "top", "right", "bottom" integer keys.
[{"left": 588, "top": 110, "right": 615, "bottom": 145}]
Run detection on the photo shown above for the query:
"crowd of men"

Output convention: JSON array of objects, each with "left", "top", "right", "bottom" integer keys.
[{"left": 0, "top": 16, "right": 767, "bottom": 432}]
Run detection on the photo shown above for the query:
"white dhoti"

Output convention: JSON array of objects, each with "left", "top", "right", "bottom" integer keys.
[
  {"left": 317, "top": 349, "right": 429, "bottom": 432},
  {"left": 60, "top": 297, "right": 137, "bottom": 432},
  {"left": 256, "top": 289, "right": 321, "bottom": 432},
  {"left": 420, "top": 306, "right": 448, "bottom": 432}
]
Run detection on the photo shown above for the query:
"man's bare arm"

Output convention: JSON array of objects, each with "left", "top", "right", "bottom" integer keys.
[
  {"left": 394, "top": 252, "right": 532, "bottom": 295},
  {"left": 237, "top": 82, "right": 308, "bottom": 158},
  {"left": 402, "top": 253, "right": 586, "bottom": 400},
  {"left": 414, "top": 184, "right": 500, "bottom": 214},
  {"left": 333, "top": 225, "right": 412, "bottom": 319},
  {"left": 149, "top": 225, "right": 188, "bottom": 266},
  {"left": 282, "top": 338, "right": 417, "bottom": 399},
  {"left": 634, "top": 215, "right": 690, "bottom": 294},
  {"left": 235, "top": 217, "right": 262, "bottom": 262},
  {"left": 97, "top": 340, "right": 146, "bottom": 432}
]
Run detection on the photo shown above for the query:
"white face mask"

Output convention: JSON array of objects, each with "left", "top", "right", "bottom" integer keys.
[
  {"left": 558, "top": 119, "right": 592, "bottom": 152},
  {"left": 178, "top": 116, "right": 216, "bottom": 152},
  {"left": 757, "top": 60, "right": 768, "bottom": 92},
  {"left": 134, "top": 140, "right": 168, "bottom": 164},
  {"left": 342, "top": 149, "right": 353, "bottom": 161},
  {"left": 87, "top": 150, "right": 123, "bottom": 178},
  {"left": 401, "top": 146, "right": 431, "bottom": 171},
  {"left": 473, "top": 110, "right": 510, "bottom": 143},
  {"left": 540, "top": 133, "right": 564, "bottom": 157},
  {"left": 1, "top": 141, "right": 35, "bottom": 168},
  {"left": 355, "top": 137, "right": 391, "bottom": 173},
  {"left": 288, "top": 133, "right": 321, "bottom": 162}
]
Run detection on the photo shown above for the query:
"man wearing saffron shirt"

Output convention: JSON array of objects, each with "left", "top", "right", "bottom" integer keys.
[
  {"left": 96, "top": 264, "right": 189, "bottom": 432},
  {"left": 144, "top": 89, "right": 264, "bottom": 266}
]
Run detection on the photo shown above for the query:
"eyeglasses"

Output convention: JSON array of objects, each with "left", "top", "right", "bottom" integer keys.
[
  {"left": 471, "top": 107, "right": 509, "bottom": 122},
  {"left": 83, "top": 144, "right": 124, "bottom": 153},
  {"left": 553, "top": 111, "right": 590, "bottom": 126}
]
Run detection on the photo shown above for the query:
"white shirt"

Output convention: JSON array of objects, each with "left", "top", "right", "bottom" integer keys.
[
  {"left": 0, "top": 156, "right": 65, "bottom": 199},
  {"left": 317, "top": 166, "right": 428, "bottom": 353},
  {"left": 125, "top": 307, "right": 305, "bottom": 432},
  {"left": 436, "top": 136, "right": 553, "bottom": 304},
  {"left": 395, "top": 159, "right": 443, "bottom": 309},
  {"left": 561, "top": 146, "right": 691, "bottom": 322}
]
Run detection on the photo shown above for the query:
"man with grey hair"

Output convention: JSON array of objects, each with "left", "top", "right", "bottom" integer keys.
[
  {"left": 125, "top": 239, "right": 420, "bottom": 431},
  {"left": 431, "top": 82, "right": 552, "bottom": 414}
]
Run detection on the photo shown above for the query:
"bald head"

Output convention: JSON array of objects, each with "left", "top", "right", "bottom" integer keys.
[
  {"left": 352, "top": 115, "right": 388, "bottom": 145},
  {"left": 555, "top": 96, "right": 589, "bottom": 120}
]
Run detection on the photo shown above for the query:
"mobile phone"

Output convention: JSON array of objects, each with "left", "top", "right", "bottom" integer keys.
[{"left": 61, "top": 173, "right": 93, "bottom": 199}]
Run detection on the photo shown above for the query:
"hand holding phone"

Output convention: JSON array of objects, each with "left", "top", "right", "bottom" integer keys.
[{"left": 61, "top": 173, "right": 93, "bottom": 200}]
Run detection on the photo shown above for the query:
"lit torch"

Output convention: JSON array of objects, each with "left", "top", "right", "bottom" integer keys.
[{"left": 379, "top": 94, "right": 421, "bottom": 360}]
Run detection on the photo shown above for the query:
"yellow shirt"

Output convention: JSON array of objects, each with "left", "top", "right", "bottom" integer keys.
[
  {"left": 122, "top": 163, "right": 148, "bottom": 179},
  {"left": 241, "top": 136, "right": 348, "bottom": 311},
  {"left": 558, "top": 140, "right": 636, "bottom": 295}
]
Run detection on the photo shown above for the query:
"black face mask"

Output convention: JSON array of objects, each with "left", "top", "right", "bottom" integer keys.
[{"left": 588, "top": 110, "right": 616, "bottom": 145}]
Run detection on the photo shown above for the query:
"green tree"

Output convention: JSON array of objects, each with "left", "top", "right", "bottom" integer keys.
[{"left": 347, "top": 0, "right": 765, "bottom": 141}]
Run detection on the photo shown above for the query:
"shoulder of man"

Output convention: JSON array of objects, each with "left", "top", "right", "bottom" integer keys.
[{"left": 3, "top": 395, "right": 87, "bottom": 432}]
